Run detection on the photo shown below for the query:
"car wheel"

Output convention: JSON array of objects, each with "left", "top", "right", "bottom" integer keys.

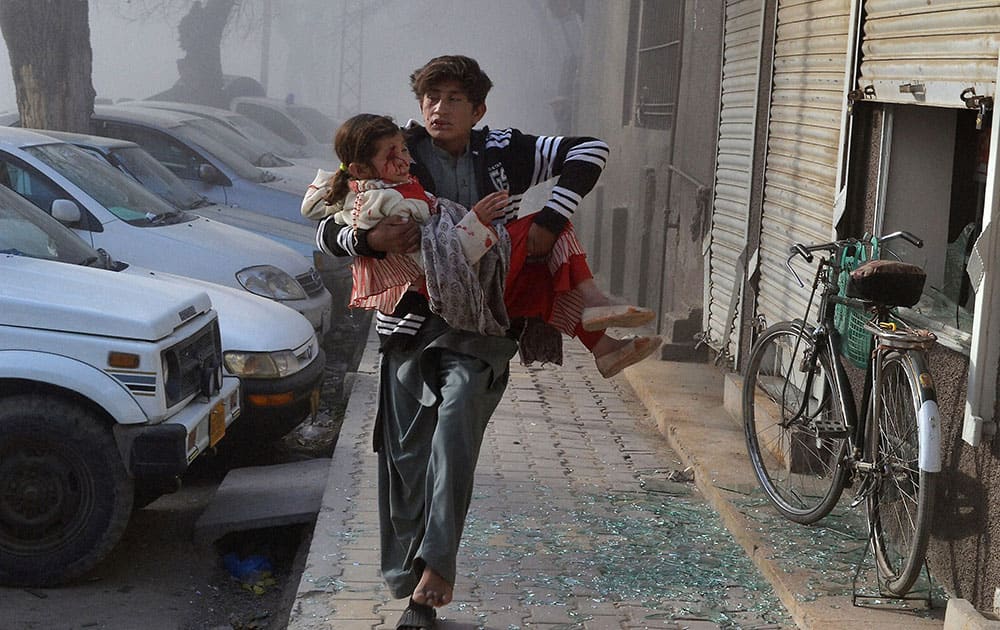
[{"left": 0, "top": 395, "right": 134, "bottom": 586}]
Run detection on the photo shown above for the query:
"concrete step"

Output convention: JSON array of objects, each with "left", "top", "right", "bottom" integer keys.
[{"left": 194, "top": 458, "right": 331, "bottom": 546}]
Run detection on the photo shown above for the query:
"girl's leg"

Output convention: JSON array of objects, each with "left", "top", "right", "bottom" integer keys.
[{"left": 505, "top": 218, "right": 660, "bottom": 375}]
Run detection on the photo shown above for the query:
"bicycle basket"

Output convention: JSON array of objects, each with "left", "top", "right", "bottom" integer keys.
[{"left": 833, "top": 238, "right": 879, "bottom": 369}]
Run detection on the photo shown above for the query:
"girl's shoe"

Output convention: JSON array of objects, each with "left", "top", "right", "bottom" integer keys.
[
  {"left": 595, "top": 336, "right": 662, "bottom": 378},
  {"left": 581, "top": 305, "right": 654, "bottom": 331}
]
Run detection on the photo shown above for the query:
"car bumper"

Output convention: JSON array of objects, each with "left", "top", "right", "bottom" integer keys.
[
  {"left": 116, "top": 377, "right": 241, "bottom": 478},
  {"left": 234, "top": 347, "right": 326, "bottom": 441}
]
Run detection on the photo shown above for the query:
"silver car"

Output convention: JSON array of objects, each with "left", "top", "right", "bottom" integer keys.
[
  {"left": 90, "top": 105, "right": 311, "bottom": 225},
  {"left": 46, "top": 129, "right": 321, "bottom": 257},
  {"left": 120, "top": 99, "right": 330, "bottom": 169},
  {"left": 230, "top": 96, "right": 335, "bottom": 159}
]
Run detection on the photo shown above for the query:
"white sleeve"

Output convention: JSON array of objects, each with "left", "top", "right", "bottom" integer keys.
[{"left": 455, "top": 211, "right": 499, "bottom": 264}]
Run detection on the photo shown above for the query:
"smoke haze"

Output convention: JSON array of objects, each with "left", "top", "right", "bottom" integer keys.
[{"left": 0, "top": 1, "right": 575, "bottom": 142}]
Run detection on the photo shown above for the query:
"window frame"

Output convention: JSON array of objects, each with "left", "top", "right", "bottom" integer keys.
[{"left": 622, "top": 0, "right": 683, "bottom": 130}]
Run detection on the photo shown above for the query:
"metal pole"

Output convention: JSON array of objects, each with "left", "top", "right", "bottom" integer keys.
[{"left": 260, "top": 0, "right": 272, "bottom": 91}]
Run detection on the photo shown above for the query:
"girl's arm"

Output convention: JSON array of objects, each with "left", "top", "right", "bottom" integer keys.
[{"left": 454, "top": 191, "right": 508, "bottom": 264}]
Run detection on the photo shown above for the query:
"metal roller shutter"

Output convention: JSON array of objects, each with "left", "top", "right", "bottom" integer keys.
[
  {"left": 706, "top": 0, "right": 763, "bottom": 356},
  {"left": 756, "top": 0, "right": 850, "bottom": 329},
  {"left": 859, "top": 0, "right": 1000, "bottom": 108}
]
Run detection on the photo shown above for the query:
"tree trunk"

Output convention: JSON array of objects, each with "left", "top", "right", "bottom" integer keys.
[
  {"left": 0, "top": 0, "right": 95, "bottom": 132},
  {"left": 151, "top": 0, "right": 236, "bottom": 108}
]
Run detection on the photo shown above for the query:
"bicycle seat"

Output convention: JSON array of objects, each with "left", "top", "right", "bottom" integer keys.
[{"left": 846, "top": 259, "right": 926, "bottom": 307}]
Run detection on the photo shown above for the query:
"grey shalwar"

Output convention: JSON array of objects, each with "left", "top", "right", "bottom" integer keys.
[
  {"left": 372, "top": 174, "right": 516, "bottom": 597},
  {"left": 377, "top": 314, "right": 517, "bottom": 597}
]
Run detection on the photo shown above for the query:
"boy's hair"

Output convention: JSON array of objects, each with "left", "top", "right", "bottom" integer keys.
[
  {"left": 409, "top": 55, "right": 493, "bottom": 106},
  {"left": 325, "top": 113, "right": 400, "bottom": 205}
]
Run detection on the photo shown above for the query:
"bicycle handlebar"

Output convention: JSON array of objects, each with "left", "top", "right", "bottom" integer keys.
[
  {"left": 783, "top": 230, "right": 923, "bottom": 288},
  {"left": 879, "top": 230, "right": 923, "bottom": 248}
]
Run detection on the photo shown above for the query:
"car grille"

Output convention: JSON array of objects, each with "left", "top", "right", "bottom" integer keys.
[
  {"left": 296, "top": 268, "right": 326, "bottom": 297},
  {"left": 162, "top": 319, "right": 222, "bottom": 408}
]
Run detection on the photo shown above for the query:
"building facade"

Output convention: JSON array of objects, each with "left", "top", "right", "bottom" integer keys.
[{"left": 574, "top": 0, "right": 1000, "bottom": 610}]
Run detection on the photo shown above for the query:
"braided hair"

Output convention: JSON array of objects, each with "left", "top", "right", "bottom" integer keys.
[{"left": 324, "top": 113, "right": 402, "bottom": 204}]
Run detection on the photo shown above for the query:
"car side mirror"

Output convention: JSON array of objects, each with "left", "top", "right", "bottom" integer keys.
[
  {"left": 198, "top": 163, "right": 227, "bottom": 185},
  {"left": 51, "top": 198, "right": 81, "bottom": 223}
]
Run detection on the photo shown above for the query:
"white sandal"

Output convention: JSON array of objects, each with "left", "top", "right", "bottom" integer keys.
[
  {"left": 581, "top": 305, "right": 654, "bottom": 331},
  {"left": 594, "top": 336, "right": 662, "bottom": 378}
]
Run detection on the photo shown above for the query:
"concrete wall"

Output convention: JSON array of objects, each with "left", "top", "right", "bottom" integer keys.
[{"left": 574, "top": 0, "right": 723, "bottom": 345}]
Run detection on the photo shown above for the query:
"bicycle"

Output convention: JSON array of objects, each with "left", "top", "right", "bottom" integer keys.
[{"left": 741, "top": 230, "right": 940, "bottom": 597}]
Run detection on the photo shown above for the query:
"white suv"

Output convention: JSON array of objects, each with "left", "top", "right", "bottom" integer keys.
[{"left": 0, "top": 176, "right": 325, "bottom": 454}]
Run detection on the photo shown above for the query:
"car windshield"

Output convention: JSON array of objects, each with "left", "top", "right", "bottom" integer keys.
[
  {"left": 169, "top": 122, "right": 270, "bottom": 181},
  {"left": 181, "top": 117, "right": 292, "bottom": 169},
  {"left": 224, "top": 113, "right": 306, "bottom": 158},
  {"left": 0, "top": 184, "right": 102, "bottom": 265},
  {"left": 110, "top": 145, "right": 206, "bottom": 210},
  {"left": 288, "top": 105, "right": 335, "bottom": 144},
  {"left": 25, "top": 143, "right": 186, "bottom": 226}
]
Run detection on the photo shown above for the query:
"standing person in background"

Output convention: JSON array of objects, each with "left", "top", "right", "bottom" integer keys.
[{"left": 314, "top": 55, "right": 659, "bottom": 630}]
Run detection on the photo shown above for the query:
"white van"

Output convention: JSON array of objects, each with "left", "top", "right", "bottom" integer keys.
[
  {"left": 0, "top": 183, "right": 324, "bottom": 452},
  {"left": 0, "top": 252, "right": 240, "bottom": 586},
  {"left": 0, "top": 127, "right": 333, "bottom": 334}
]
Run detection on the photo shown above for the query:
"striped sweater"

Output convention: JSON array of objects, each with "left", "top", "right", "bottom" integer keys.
[{"left": 316, "top": 124, "right": 609, "bottom": 341}]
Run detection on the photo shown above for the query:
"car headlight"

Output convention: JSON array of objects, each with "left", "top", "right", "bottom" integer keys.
[
  {"left": 236, "top": 265, "right": 307, "bottom": 300},
  {"left": 224, "top": 349, "right": 301, "bottom": 378}
]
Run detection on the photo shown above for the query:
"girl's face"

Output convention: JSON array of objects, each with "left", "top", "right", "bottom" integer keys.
[{"left": 367, "top": 132, "right": 411, "bottom": 184}]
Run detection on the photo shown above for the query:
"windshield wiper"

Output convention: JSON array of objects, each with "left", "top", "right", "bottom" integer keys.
[
  {"left": 188, "top": 197, "right": 212, "bottom": 209},
  {"left": 148, "top": 210, "right": 181, "bottom": 224}
]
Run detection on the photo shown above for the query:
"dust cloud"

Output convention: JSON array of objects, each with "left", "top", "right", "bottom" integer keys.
[{"left": 0, "top": 0, "right": 578, "bottom": 136}]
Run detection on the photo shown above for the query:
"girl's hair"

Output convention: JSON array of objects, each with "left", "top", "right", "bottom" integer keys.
[{"left": 325, "top": 113, "right": 401, "bottom": 204}]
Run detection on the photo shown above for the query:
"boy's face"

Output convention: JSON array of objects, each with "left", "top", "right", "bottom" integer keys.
[{"left": 419, "top": 80, "right": 487, "bottom": 154}]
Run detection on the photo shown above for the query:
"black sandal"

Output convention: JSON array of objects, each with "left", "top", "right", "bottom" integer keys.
[{"left": 396, "top": 599, "right": 437, "bottom": 629}]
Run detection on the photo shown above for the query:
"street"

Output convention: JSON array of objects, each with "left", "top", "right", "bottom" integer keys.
[
  {"left": 2, "top": 303, "right": 369, "bottom": 630},
  {"left": 289, "top": 338, "right": 797, "bottom": 630}
]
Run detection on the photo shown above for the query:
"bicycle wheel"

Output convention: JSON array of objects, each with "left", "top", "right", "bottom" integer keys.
[
  {"left": 743, "top": 322, "right": 851, "bottom": 524},
  {"left": 866, "top": 350, "right": 937, "bottom": 596}
]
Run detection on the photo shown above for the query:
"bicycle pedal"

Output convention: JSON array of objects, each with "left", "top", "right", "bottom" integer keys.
[{"left": 811, "top": 417, "right": 849, "bottom": 437}]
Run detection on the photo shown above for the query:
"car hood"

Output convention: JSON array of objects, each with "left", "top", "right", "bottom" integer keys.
[
  {"left": 265, "top": 162, "right": 316, "bottom": 189},
  {"left": 260, "top": 173, "right": 311, "bottom": 196},
  {"left": 109, "top": 215, "right": 313, "bottom": 289},
  {"left": 0, "top": 255, "right": 211, "bottom": 340},
  {"left": 287, "top": 155, "right": 332, "bottom": 171},
  {"left": 124, "top": 266, "right": 317, "bottom": 358},
  {"left": 190, "top": 203, "right": 318, "bottom": 256}
]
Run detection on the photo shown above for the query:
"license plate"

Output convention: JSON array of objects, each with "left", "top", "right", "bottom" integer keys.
[
  {"left": 310, "top": 387, "right": 321, "bottom": 420},
  {"left": 209, "top": 400, "right": 226, "bottom": 447}
]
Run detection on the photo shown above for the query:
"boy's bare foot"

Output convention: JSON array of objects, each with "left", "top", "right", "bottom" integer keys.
[{"left": 412, "top": 566, "right": 453, "bottom": 608}]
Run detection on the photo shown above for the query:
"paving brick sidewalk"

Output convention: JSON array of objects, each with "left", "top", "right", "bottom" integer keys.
[{"left": 288, "top": 333, "right": 792, "bottom": 630}]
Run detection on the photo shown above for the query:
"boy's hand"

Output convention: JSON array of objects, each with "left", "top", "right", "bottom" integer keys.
[
  {"left": 472, "top": 191, "right": 509, "bottom": 225},
  {"left": 368, "top": 216, "right": 420, "bottom": 254},
  {"left": 526, "top": 223, "right": 558, "bottom": 257}
]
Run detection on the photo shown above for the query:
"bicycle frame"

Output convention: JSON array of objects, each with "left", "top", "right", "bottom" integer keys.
[{"left": 791, "top": 246, "right": 940, "bottom": 475}]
